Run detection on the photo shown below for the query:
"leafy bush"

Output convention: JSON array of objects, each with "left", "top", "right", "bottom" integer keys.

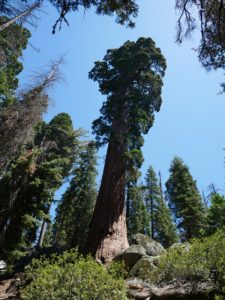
[
  {"left": 148, "top": 229, "right": 225, "bottom": 294},
  {"left": 20, "top": 250, "right": 128, "bottom": 300}
]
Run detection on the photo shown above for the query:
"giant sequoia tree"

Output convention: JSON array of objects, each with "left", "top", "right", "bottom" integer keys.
[{"left": 85, "top": 37, "right": 166, "bottom": 262}]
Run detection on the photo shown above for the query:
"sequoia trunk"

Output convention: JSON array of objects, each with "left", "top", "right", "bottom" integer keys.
[{"left": 85, "top": 108, "right": 129, "bottom": 262}]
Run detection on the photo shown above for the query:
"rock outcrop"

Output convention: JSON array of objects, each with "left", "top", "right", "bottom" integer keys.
[
  {"left": 122, "top": 234, "right": 219, "bottom": 300},
  {"left": 131, "top": 234, "right": 165, "bottom": 257},
  {"left": 127, "top": 278, "right": 216, "bottom": 300}
]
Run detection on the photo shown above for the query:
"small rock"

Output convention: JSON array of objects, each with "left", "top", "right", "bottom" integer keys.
[{"left": 0, "top": 261, "right": 6, "bottom": 271}]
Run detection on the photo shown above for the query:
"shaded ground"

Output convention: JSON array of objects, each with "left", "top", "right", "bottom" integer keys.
[{"left": 0, "top": 279, "right": 16, "bottom": 300}]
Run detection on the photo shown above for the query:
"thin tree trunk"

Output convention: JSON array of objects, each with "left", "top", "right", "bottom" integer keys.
[
  {"left": 126, "top": 182, "right": 131, "bottom": 237},
  {"left": 0, "top": 2, "right": 40, "bottom": 32},
  {"left": 159, "top": 171, "right": 164, "bottom": 200},
  {"left": 150, "top": 194, "right": 154, "bottom": 239},
  {"left": 85, "top": 106, "right": 130, "bottom": 263},
  {"left": 36, "top": 221, "right": 47, "bottom": 248}
]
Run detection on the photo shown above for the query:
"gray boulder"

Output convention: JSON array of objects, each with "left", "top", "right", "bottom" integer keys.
[
  {"left": 115, "top": 245, "right": 146, "bottom": 269},
  {"left": 131, "top": 234, "right": 165, "bottom": 256},
  {"left": 129, "top": 256, "right": 157, "bottom": 281}
]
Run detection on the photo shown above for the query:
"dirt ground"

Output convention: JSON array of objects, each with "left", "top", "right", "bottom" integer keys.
[{"left": 0, "top": 279, "right": 16, "bottom": 300}]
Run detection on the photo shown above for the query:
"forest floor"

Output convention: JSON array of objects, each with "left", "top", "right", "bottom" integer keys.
[{"left": 0, "top": 278, "right": 17, "bottom": 300}]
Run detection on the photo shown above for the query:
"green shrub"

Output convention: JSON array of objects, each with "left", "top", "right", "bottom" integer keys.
[
  {"left": 148, "top": 229, "right": 225, "bottom": 293},
  {"left": 19, "top": 250, "right": 128, "bottom": 300}
]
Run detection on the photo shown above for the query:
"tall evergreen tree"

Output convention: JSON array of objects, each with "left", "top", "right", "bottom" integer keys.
[
  {"left": 85, "top": 37, "right": 166, "bottom": 262},
  {"left": 126, "top": 184, "right": 150, "bottom": 239},
  {"left": 165, "top": 157, "right": 206, "bottom": 241},
  {"left": 0, "top": 61, "right": 62, "bottom": 175},
  {"left": 0, "top": 113, "right": 78, "bottom": 259},
  {"left": 206, "top": 193, "right": 225, "bottom": 235},
  {"left": 53, "top": 142, "right": 97, "bottom": 250},
  {"left": 0, "top": 17, "right": 30, "bottom": 107},
  {"left": 145, "top": 166, "right": 178, "bottom": 247},
  {"left": 145, "top": 166, "right": 160, "bottom": 239}
]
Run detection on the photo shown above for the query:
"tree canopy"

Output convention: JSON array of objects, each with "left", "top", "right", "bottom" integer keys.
[
  {"left": 176, "top": 0, "right": 225, "bottom": 87},
  {"left": 0, "top": 113, "right": 78, "bottom": 259},
  {"left": 0, "top": 17, "right": 30, "bottom": 107}
]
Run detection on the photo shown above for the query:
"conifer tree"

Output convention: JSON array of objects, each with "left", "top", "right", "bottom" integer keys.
[
  {"left": 145, "top": 166, "right": 178, "bottom": 247},
  {"left": 53, "top": 142, "right": 97, "bottom": 250},
  {"left": 0, "top": 17, "right": 30, "bottom": 107},
  {"left": 0, "top": 61, "right": 62, "bottom": 175},
  {"left": 126, "top": 184, "right": 150, "bottom": 239},
  {"left": 165, "top": 157, "right": 206, "bottom": 241},
  {"left": 85, "top": 37, "right": 166, "bottom": 262},
  {"left": 206, "top": 194, "right": 225, "bottom": 235},
  {"left": 0, "top": 113, "right": 78, "bottom": 259}
]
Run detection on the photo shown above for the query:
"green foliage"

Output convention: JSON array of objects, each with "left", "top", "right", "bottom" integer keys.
[
  {"left": 54, "top": 142, "right": 97, "bottom": 249},
  {"left": 0, "top": 113, "right": 79, "bottom": 259},
  {"left": 165, "top": 157, "right": 206, "bottom": 241},
  {"left": 126, "top": 185, "right": 150, "bottom": 238},
  {"left": 20, "top": 250, "right": 128, "bottom": 300},
  {"left": 148, "top": 229, "right": 225, "bottom": 295},
  {"left": 0, "top": 17, "right": 30, "bottom": 107},
  {"left": 91, "top": 37, "right": 166, "bottom": 150},
  {"left": 206, "top": 194, "right": 225, "bottom": 234},
  {"left": 144, "top": 166, "right": 178, "bottom": 247},
  {"left": 0, "top": 59, "right": 64, "bottom": 175},
  {"left": 175, "top": 0, "right": 225, "bottom": 74},
  {"left": 50, "top": 0, "right": 138, "bottom": 33}
]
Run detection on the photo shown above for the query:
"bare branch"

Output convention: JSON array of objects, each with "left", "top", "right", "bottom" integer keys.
[{"left": 0, "top": 1, "right": 42, "bottom": 31}]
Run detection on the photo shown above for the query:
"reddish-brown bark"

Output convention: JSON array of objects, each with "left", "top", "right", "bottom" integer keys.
[{"left": 85, "top": 110, "right": 130, "bottom": 262}]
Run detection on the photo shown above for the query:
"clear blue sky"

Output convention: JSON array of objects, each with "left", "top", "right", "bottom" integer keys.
[{"left": 19, "top": 0, "right": 225, "bottom": 202}]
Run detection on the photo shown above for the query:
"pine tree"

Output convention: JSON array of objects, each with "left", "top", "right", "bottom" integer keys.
[
  {"left": 85, "top": 37, "right": 166, "bottom": 262},
  {"left": 165, "top": 157, "right": 206, "bottom": 241},
  {"left": 54, "top": 142, "right": 97, "bottom": 250},
  {"left": 126, "top": 184, "right": 150, "bottom": 239},
  {"left": 0, "top": 17, "right": 30, "bottom": 107},
  {"left": 145, "top": 166, "right": 178, "bottom": 247},
  {"left": 0, "top": 113, "right": 78, "bottom": 259},
  {"left": 206, "top": 194, "right": 225, "bottom": 235}
]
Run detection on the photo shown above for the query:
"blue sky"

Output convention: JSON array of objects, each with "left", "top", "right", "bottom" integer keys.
[{"left": 19, "top": 0, "right": 225, "bottom": 201}]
